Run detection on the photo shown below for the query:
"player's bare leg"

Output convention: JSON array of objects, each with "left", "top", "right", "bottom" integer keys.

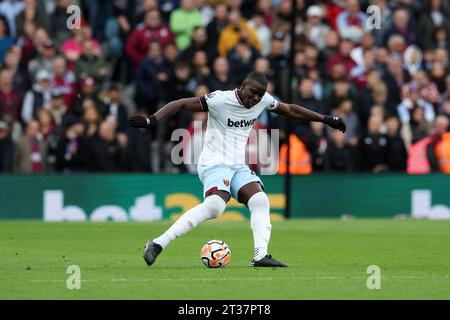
[
  {"left": 144, "top": 191, "right": 230, "bottom": 266},
  {"left": 238, "top": 182, "right": 288, "bottom": 267}
]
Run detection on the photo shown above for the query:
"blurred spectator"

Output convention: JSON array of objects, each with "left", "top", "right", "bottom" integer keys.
[
  {"left": 278, "top": 133, "right": 312, "bottom": 175},
  {"left": 74, "top": 40, "right": 108, "bottom": 85},
  {"left": 302, "top": 121, "right": 327, "bottom": 171},
  {"left": 28, "top": 38, "right": 56, "bottom": 81},
  {"left": 255, "top": 0, "right": 273, "bottom": 27},
  {"left": 21, "top": 69, "right": 52, "bottom": 124},
  {"left": 321, "top": 30, "right": 340, "bottom": 60},
  {"left": 293, "top": 50, "right": 309, "bottom": 81},
  {"left": 50, "top": 56, "right": 77, "bottom": 110},
  {"left": 163, "top": 60, "right": 192, "bottom": 134},
  {"left": 303, "top": 5, "right": 329, "bottom": 51},
  {"left": 440, "top": 96, "right": 450, "bottom": 121},
  {"left": 15, "top": 0, "right": 49, "bottom": 38},
  {"left": 162, "top": 42, "right": 179, "bottom": 71},
  {"left": 382, "top": 8, "right": 417, "bottom": 47},
  {"left": 350, "top": 48, "right": 376, "bottom": 90},
  {"left": 103, "top": 0, "right": 131, "bottom": 60},
  {"left": 382, "top": 56, "right": 409, "bottom": 111},
  {"left": 55, "top": 118, "right": 86, "bottom": 172},
  {"left": 35, "top": 108, "right": 60, "bottom": 170},
  {"left": 434, "top": 47, "right": 449, "bottom": 68},
  {"left": 324, "top": 129, "right": 356, "bottom": 172},
  {"left": 85, "top": 120, "right": 126, "bottom": 171},
  {"left": 336, "top": 0, "right": 367, "bottom": 43},
  {"left": 369, "top": 0, "right": 392, "bottom": 46},
  {"left": 0, "top": 68, "right": 22, "bottom": 123},
  {"left": 135, "top": 40, "right": 171, "bottom": 113},
  {"left": 267, "top": 32, "right": 288, "bottom": 98},
  {"left": 127, "top": 109, "right": 154, "bottom": 172},
  {"left": 418, "top": 0, "right": 447, "bottom": 49},
  {"left": 387, "top": 34, "right": 406, "bottom": 60},
  {"left": 218, "top": 10, "right": 261, "bottom": 57},
  {"left": 431, "top": 115, "right": 450, "bottom": 173},
  {"left": 191, "top": 50, "right": 210, "bottom": 79},
  {"left": 325, "top": 39, "right": 357, "bottom": 77},
  {"left": 0, "top": 15, "right": 13, "bottom": 64},
  {"left": 125, "top": 9, "right": 174, "bottom": 72},
  {"left": 433, "top": 25, "right": 450, "bottom": 51},
  {"left": 128, "top": 0, "right": 160, "bottom": 27},
  {"left": 228, "top": 39, "right": 260, "bottom": 84},
  {"left": 271, "top": 0, "right": 292, "bottom": 37},
  {"left": 169, "top": 0, "right": 203, "bottom": 51},
  {"left": 308, "top": 68, "right": 324, "bottom": 101},
  {"left": 83, "top": 0, "right": 115, "bottom": 43},
  {"left": 4, "top": 46, "right": 31, "bottom": 94},
  {"left": 158, "top": 0, "right": 180, "bottom": 24},
  {"left": 296, "top": 77, "right": 324, "bottom": 114},
  {"left": 351, "top": 32, "right": 376, "bottom": 66},
  {"left": 422, "top": 47, "right": 435, "bottom": 71},
  {"left": 398, "top": 77, "right": 436, "bottom": 127},
  {"left": 16, "top": 20, "right": 37, "bottom": 66},
  {"left": 207, "top": 56, "right": 235, "bottom": 91},
  {"left": 371, "top": 82, "right": 389, "bottom": 114},
  {"left": 101, "top": 84, "right": 129, "bottom": 133},
  {"left": 358, "top": 113, "right": 388, "bottom": 172},
  {"left": 180, "top": 26, "right": 217, "bottom": 65},
  {"left": 324, "top": 77, "right": 356, "bottom": 114},
  {"left": 0, "top": 0, "right": 24, "bottom": 37},
  {"left": 430, "top": 61, "right": 447, "bottom": 93},
  {"left": 195, "top": 0, "right": 213, "bottom": 27},
  {"left": 61, "top": 22, "right": 102, "bottom": 68},
  {"left": 205, "top": 3, "right": 228, "bottom": 46},
  {"left": 73, "top": 77, "right": 105, "bottom": 117},
  {"left": 303, "top": 45, "right": 322, "bottom": 77},
  {"left": 385, "top": 115, "right": 407, "bottom": 171},
  {"left": 48, "top": 91, "right": 68, "bottom": 127},
  {"left": 254, "top": 57, "right": 271, "bottom": 79},
  {"left": 49, "top": 0, "right": 73, "bottom": 46},
  {"left": 330, "top": 98, "right": 359, "bottom": 146},
  {"left": 0, "top": 114, "right": 13, "bottom": 172},
  {"left": 400, "top": 106, "right": 432, "bottom": 150},
  {"left": 357, "top": 69, "right": 383, "bottom": 127},
  {"left": 403, "top": 45, "right": 423, "bottom": 77},
  {"left": 13, "top": 120, "right": 47, "bottom": 173},
  {"left": 248, "top": 12, "right": 271, "bottom": 57},
  {"left": 81, "top": 99, "right": 101, "bottom": 138}
]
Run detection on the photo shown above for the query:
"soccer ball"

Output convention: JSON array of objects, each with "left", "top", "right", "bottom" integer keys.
[{"left": 201, "top": 240, "right": 231, "bottom": 268}]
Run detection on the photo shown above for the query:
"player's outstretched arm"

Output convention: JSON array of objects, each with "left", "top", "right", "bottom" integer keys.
[
  {"left": 274, "top": 102, "right": 346, "bottom": 133},
  {"left": 128, "top": 97, "right": 203, "bottom": 129}
]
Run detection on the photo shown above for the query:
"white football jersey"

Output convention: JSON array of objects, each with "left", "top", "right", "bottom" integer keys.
[{"left": 197, "top": 89, "right": 279, "bottom": 167}]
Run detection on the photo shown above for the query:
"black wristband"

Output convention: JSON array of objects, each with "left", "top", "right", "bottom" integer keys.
[{"left": 146, "top": 115, "right": 157, "bottom": 128}]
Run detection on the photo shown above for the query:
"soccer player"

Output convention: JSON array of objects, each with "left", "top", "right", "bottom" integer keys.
[{"left": 128, "top": 71, "right": 346, "bottom": 267}]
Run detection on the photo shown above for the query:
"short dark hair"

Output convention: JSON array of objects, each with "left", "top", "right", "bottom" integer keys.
[{"left": 245, "top": 71, "right": 268, "bottom": 87}]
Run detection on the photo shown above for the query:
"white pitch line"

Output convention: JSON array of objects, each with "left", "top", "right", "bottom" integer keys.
[{"left": 1, "top": 275, "right": 449, "bottom": 283}]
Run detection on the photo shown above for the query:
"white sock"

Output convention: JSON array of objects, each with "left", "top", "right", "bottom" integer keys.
[
  {"left": 248, "top": 192, "right": 271, "bottom": 261},
  {"left": 153, "top": 195, "right": 226, "bottom": 249}
]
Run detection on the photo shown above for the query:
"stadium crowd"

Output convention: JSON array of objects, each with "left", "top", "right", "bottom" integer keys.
[{"left": 0, "top": 0, "right": 450, "bottom": 174}]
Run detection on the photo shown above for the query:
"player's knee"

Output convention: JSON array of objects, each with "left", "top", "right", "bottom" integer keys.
[
  {"left": 247, "top": 192, "right": 270, "bottom": 212},
  {"left": 203, "top": 195, "right": 227, "bottom": 219}
]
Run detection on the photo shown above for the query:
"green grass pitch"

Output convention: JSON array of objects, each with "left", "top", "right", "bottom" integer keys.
[{"left": 1, "top": 219, "right": 450, "bottom": 299}]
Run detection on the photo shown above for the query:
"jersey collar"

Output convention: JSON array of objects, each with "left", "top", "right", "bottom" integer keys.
[{"left": 234, "top": 88, "right": 245, "bottom": 107}]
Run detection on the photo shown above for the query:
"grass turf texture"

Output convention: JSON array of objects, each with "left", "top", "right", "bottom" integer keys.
[{"left": 1, "top": 219, "right": 450, "bottom": 299}]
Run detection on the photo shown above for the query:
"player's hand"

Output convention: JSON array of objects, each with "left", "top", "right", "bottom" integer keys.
[
  {"left": 128, "top": 115, "right": 156, "bottom": 129},
  {"left": 323, "top": 116, "right": 346, "bottom": 133}
]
